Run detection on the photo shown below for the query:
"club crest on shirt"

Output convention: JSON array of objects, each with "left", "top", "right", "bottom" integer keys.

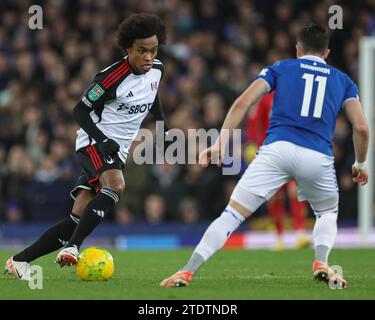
[
  {"left": 88, "top": 84, "right": 104, "bottom": 101},
  {"left": 151, "top": 81, "right": 158, "bottom": 91}
]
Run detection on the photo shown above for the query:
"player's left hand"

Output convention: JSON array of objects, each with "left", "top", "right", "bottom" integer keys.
[
  {"left": 352, "top": 163, "right": 368, "bottom": 186},
  {"left": 199, "top": 143, "right": 222, "bottom": 168}
]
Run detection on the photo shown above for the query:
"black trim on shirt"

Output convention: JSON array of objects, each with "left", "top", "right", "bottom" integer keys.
[
  {"left": 75, "top": 58, "right": 132, "bottom": 141},
  {"left": 152, "top": 60, "right": 164, "bottom": 80},
  {"left": 150, "top": 95, "right": 169, "bottom": 132},
  {"left": 73, "top": 101, "right": 108, "bottom": 143}
]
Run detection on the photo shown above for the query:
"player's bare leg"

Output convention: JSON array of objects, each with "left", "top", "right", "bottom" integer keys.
[
  {"left": 72, "top": 189, "right": 97, "bottom": 219},
  {"left": 161, "top": 199, "right": 252, "bottom": 287},
  {"left": 57, "top": 169, "right": 124, "bottom": 267}
]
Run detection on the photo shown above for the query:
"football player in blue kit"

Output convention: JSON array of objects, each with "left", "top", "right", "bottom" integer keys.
[{"left": 161, "top": 24, "right": 369, "bottom": 289}]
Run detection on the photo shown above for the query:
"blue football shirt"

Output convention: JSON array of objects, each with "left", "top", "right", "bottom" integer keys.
[{"left": 256, "top": 55, "right": 359, "bottom": 156}]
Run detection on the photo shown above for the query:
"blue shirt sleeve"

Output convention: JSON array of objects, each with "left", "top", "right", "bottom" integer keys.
[
  {"left": 343, "top": 76, "right": 360, "bottom": 106},
  {"left": 256, "top": 62, "right": 280, "bottom": 92}
]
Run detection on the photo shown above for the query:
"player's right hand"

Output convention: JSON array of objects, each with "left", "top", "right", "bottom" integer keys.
[
  {"left": 97, "top": 138, "right": 120, "bottom": 156},
  {"left": 352, "top": 163, "right": 368, "bottom": 186},
  {"left": 199, "top": 143, "right": 222, "bottom": 168}
]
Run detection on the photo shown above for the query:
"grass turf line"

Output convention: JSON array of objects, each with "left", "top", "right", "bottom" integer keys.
[{"left": 1, "top": 248, "right": 374, "bottom": 299}]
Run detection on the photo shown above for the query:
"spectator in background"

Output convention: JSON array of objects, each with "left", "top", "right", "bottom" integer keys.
[
  {"left": 172, "top": 163, "right": 225, "bottom": 220},
  {"left": 0, "top": 0, "right": 371, "bottom": 225},
  {"left": 202, "top": 92, "right": 225, "bottom": 130},
  {"left": 0, "top": 143, "right": 7, "bottom": 183},
  {"left": 2, "top": 145, "right": 35, "bottom": 221},
  {"left": 148, "top": 162, "right": 182, "bottom": 217},
  {"left": 120, "top": 139, "right": 153, "bottom": 215},
  {"left": 4, "top": 201, "right": 24, "bottom": 223},
  {"left": 144, "top": 193, "right": 167, "bottom": 225},
  {"left": 49, "top": 138, "right": 80, "bottom": 180},
  {"left": 178, "top": 197, "right": 201, "bottom": 224},
  {"left": 24, "top": 154, "right": 73, "bottom": 221},
  {"left": 115, "top": 203, "right": 135, "bottom": 225}
]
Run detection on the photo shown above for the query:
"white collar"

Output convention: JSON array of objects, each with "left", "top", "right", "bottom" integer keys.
[{"left": 299, "top": 55, "right": 326, "bottom": 64}]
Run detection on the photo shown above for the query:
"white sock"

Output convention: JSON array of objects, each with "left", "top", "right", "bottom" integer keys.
[
  {"left": 312, "top": 211, "right": 338, "bottom": 264},
  {"left": 194, "top": 205, "right": 245, "bottom": 261}
]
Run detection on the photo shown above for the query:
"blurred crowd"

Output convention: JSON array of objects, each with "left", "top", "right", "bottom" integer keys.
[{"left": 0, "top": 0, "right": 374, "bottom": 224}]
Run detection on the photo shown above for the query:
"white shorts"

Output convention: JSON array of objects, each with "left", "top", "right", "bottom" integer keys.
[{"left": 231, "top": 141, "right": 339, "bottom": 214}]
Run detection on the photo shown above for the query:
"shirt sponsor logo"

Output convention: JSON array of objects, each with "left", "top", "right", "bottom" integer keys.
[{"left": 117, "top": 102, "right": 153, "bottom": 114}]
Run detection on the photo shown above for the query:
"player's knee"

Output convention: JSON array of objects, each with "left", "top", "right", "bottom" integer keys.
[
  {"left": 228, "top": 199, "right": 252, "bottom": 218},
  {"left": 99, "top": 169, "right": 125, "bottom": 195},
  {"left": 231, "top": 186, "right": 264, "bottom": 215},
  {"left": 313, "top": 204, "right": 338, "bottom": 219},
  {"left": 103, "top": 183, "right": 125, "bottom": 198},
  {"left": 311, "top": 194, "right": 338, "bottom": 216}
]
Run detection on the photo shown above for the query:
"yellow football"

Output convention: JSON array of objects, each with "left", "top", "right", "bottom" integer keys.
[{"left": 76, "top": 247, "right": 114, "bottom": 281}]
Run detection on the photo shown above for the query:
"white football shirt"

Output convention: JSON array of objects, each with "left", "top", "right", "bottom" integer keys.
[{"left": 76, "top": 57, "right": 163, "bottom": 163}]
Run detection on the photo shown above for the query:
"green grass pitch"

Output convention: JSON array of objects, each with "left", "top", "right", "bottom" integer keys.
[{"left": 1, "top": 248, "right": 374, "bottom": 300}]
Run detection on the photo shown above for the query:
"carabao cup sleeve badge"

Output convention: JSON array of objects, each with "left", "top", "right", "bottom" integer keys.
[{"left": 88, "top": 84, "right": 105, "bottom": 101}]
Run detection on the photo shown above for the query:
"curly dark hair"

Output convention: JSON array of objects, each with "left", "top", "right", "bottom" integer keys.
[
  {"left": 298, "top": 24, "right": 330, "bottom": 54},
  {"left": 117, "top": 13, "right": 167, "bottom": 51}
]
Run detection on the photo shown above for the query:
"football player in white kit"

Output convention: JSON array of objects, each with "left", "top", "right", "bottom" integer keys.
[
  {"left": 5, "top": 13, "right": 169, "bottom": 278},
  {"left": 161, "top": 25, "right": 369, "bottom": 289}
]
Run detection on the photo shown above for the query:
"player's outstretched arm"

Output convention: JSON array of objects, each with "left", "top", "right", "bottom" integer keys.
[
  {"left": 344, "top": 98, "right": 370, "bottom": 185},
  {"left": 73, "top": 102, "right": 120, "bottom": 156},
  {"left": 221, "top": 78, "right": 269, "bottom": 133},
  {"left": 73, "top": 102, "right": 108, "bottom": 143},
  {"left": 150, "top": 95, "right": 172, "bottom": 150},
  {"left": 199, "top": 78, "right": 268, "bottom": 167},
  {"left": 150, "top": 95, "right": 169, "bottom": 129}
]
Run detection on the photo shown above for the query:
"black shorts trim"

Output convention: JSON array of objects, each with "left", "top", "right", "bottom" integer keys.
[
  {"left": 69, "top": 184, "right": 93, "bottom": 201},
  {"left": 70, "top": 143, "right": 124, "bottom": 200},
  {"left": 76, "top": 143, "right": 124, "bottom": 179}
]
